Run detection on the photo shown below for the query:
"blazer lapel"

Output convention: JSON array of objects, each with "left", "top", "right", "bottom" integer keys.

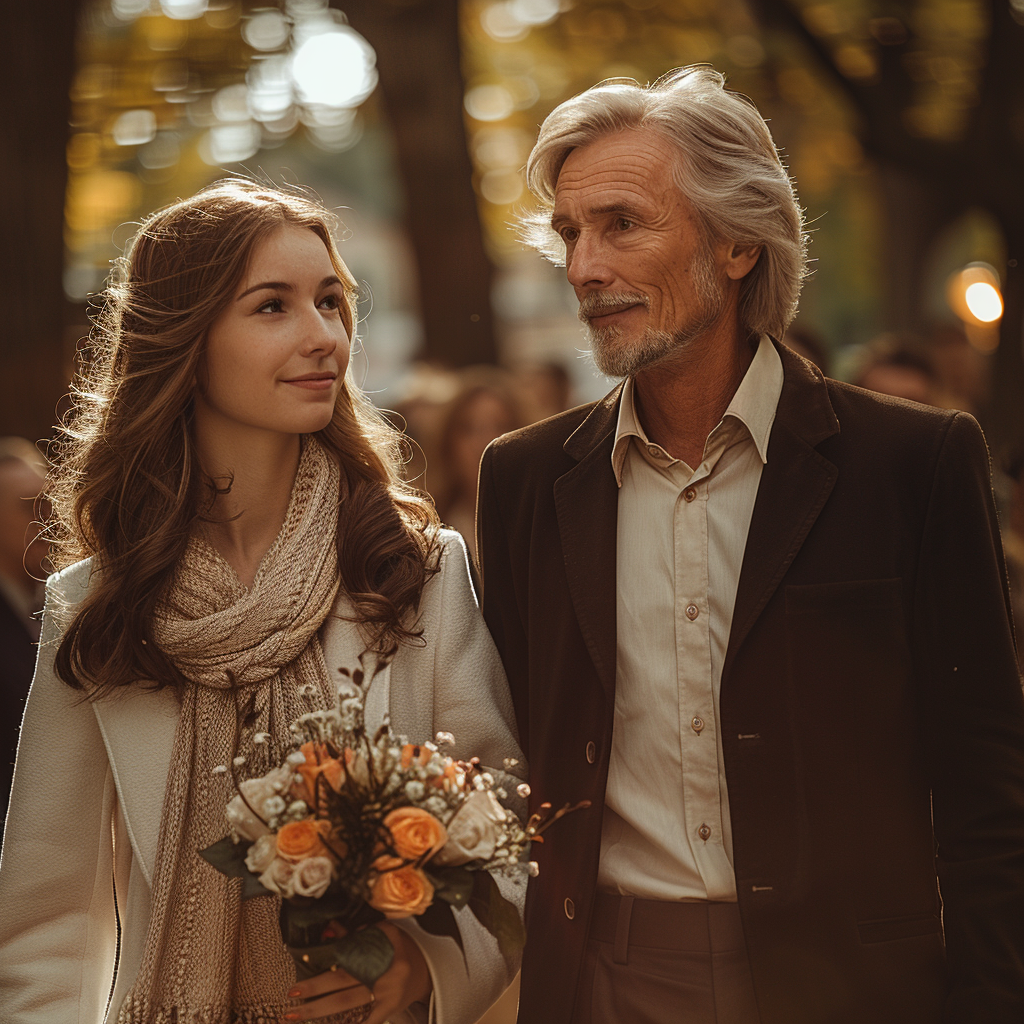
[
  {"left": 726, "top": 344, "right": 840, "bottom": 667},
  {"left": 91, "top": 685, "right": 180, "bottom": 887},
  {"left": 554, "top": 385, "right": 622, "bottom": 696}
]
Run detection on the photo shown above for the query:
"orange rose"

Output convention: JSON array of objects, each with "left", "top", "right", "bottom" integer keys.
[
  {"left": 368, "top": 856, "right": 435, "bottom": 918},
  {"left": 384, "top": 806, "right": 448, "bottom": 860},
  {"left": 276, "top": 818, "right": 331, "bottom": 862},
  {"left": 400, "top": 744, "right": 432, "bottom": 770},
  {"left": 295, "top": 742, "right": 345, "bottom": 807},
  {"left": 430, "top": 760, "right": 466, "bottom": 792}
]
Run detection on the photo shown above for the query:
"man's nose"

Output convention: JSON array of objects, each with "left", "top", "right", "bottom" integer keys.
[{"left": 566, "top": 234, "right": 614, "bottom": 291}]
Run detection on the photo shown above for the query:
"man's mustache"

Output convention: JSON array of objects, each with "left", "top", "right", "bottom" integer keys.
[{"left": 577, "top": 292, "right": 651, "bottom": 323}]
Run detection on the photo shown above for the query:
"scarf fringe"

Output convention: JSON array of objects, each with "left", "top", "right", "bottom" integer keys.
[{"left": 116, "top": 994, "right": 371, "bottom": 1024}]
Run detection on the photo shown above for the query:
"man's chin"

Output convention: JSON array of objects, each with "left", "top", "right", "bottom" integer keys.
[{"left": 588, "top": 327, "right": 680, "bottom": 378}]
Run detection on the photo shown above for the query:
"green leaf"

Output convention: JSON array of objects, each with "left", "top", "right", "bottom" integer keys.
[
  {"left": 417, "top": 898, "right": 466, "bottom": 958},
  {"left": 199, "top": 837, "right": 273, "bottom": 900},
  {"left": 426, "top": 865, "right": 474, "bottom": 908},
  {"left": 468, "top": 870, "right": 525, "bottom": 961},
  {"left": 287, "top": 926, "right": 395, "bottom": 988},
  {"left": 199, "top": 836, "right": 251, "bottom": 877}
]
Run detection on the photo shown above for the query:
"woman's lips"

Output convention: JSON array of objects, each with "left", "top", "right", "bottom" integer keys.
[{"left": 283, "top": 376, "right": 336, "bottom": 391}]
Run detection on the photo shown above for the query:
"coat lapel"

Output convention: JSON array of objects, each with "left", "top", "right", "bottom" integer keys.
[
  {"left": 725, "top": 345, "right": 840, "bottom": 667},
  {"left": 91, "top": 685, "right": 180, "bottom": 887},
  {"left": 554, "top": 385, "right": 622, "bottom": 697}
]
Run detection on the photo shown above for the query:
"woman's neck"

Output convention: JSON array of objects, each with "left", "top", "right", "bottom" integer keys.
[{"left": 196, "top": 425, "right": 302, "bottom": 589}]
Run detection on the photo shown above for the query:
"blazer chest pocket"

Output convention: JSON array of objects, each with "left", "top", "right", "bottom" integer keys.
[{"left": 784, "top": 577, "right": 908, "bottom": 674}]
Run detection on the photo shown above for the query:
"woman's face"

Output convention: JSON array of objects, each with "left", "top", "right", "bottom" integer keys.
[{"left": 195, "top": 223, "right": 351, "bottom": 442}]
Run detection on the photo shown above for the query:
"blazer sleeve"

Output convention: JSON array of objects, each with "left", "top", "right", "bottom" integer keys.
[
  {"left": 391, "top": 530, "right": 526, "bottom": 1024},
  {"left": 0, "top": 575, "right": 119, "bottom": 1024},
  {"left": 912, "top": 412, "right": 1024, "bottom": 1021}
]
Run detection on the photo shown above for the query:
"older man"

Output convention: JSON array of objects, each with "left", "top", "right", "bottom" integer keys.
[{"left": 477, "top": 68, "right": 1024, "bottom": 1024}]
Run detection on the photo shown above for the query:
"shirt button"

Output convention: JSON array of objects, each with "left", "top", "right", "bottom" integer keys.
[
  {"left": 698, "top": 823, "right": 712, "bottom": 842},
  {"left": 691, "top": 716, "right": 704, "bottom": 734},
  {"left": 647, "top": 443, "right": 660, "bottom": 458},
  {"left": 585, "top": 741, "right": 596, "bottom": 764},
  {"left": 564, "top": 897, "right": 575, "bottom": 920},
  {"left": 685, "top": 604, "right": 699, "bottom": 621},
  {"left": 684, "top": 487, "right": 696, "bottom": 502}
]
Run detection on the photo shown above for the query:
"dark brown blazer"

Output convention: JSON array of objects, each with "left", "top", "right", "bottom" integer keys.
[{"left": 477, "top": 343, "right": 1024, "bottom": 1024}]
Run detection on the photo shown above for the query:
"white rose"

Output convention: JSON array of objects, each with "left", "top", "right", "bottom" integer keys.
[
  {"left": 226, "top": 766, "right": 295, "bottom": 841},
  {"left": 291, "top": 856, "right": 335, "bottom": 899},
  {"left": 258, "top": 856, "right": 296, "bottom": 897},
  {"left": 432, "top": 790, "right": 507, "bottom": 866},
  {"left": 244, "top": 834, "right": 278, "bottom": 875}
]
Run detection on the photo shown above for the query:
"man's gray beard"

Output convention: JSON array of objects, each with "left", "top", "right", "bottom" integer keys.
[{"left": 585, "top": 251, "right": 724, "bottom": 378}]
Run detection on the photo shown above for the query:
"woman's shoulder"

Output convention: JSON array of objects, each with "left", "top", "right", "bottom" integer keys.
[{"left": 45, "top": 556, "right": 97, "bottom": 607}]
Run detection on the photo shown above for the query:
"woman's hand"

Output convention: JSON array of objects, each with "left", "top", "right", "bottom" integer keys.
[{"left": 282, "top": 922, "right": 433, "bottom": 1022}]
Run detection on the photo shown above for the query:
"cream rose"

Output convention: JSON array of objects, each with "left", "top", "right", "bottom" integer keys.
[
  {"left": 432, "top": 790, "right": 507, "bottom": 866},
  {"left": 226, "top": 766, "right": 295, "bottom": 841},
  {"left": 291, "top": 855, "right": 335, "bottom": 899},
  {"left": 257, "top": 855, "right": 296, "bottom": 897},
  {"left": 244, "top": 833, "right": 279, "bottom": 875}
]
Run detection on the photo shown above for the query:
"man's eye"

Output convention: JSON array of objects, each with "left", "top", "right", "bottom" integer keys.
[
  {"left": 616, "top": 217, "right": 634, "bottom": 231},
  {"left": 559, "top": 226, "right": 578, "bottom": 243}
]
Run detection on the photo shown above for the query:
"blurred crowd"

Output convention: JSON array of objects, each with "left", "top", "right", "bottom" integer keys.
[{"left": 2, "top": 330, "right": 1024, "bottom": 840}]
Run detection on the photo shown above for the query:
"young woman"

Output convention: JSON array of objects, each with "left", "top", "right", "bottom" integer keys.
[{"left": 0, "top": 180, "right": 523, "bottom": 1024}]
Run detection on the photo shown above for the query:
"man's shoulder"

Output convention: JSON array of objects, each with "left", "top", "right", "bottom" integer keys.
[
  {"left": 823, "top": 376, "right": 976, "bottom": 445},
  {"left": 487, "top": 400, "right": 603, "bottom": 463}
]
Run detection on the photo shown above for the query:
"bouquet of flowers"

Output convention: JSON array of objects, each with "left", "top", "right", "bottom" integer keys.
[{"left": 201, "top": 655, "right": 584, "bottom": 989}]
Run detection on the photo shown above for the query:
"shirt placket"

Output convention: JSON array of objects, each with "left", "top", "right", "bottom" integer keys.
[{"left": 673, "top": 440, "right": 729, "bottom": 892}]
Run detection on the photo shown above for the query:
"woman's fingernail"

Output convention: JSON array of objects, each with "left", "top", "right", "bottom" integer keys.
[
  {"left": 287, "top": 988, "right": 302, "bottom": 998},
  {"left": 284, "top": 1014, "right": 301, "bottom": 1022}
]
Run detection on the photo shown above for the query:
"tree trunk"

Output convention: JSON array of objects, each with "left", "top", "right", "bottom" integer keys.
[
  {"left": 0, "top": 0, "right": 81, "bottom": 443},
  {"left": 338, "top": 0, "right": 498, "bottom": 367}
]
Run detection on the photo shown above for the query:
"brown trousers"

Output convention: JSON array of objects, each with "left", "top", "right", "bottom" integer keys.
[{"left": 571, "top": 895, "right": 762, "bottom": 1024}]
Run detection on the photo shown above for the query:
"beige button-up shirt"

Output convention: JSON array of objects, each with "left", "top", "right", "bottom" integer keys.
[{"left": 598, "top": 336, "right": 784, "bottom": 902}]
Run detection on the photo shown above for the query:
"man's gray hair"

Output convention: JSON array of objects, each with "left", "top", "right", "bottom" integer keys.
[{"left": 521, "top": 65, "right": 808, "bottom": 340}]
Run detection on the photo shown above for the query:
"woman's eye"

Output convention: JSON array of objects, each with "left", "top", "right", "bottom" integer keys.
[
  {"left": 319, "top": 293, "right": 341, "bottom": 311},
  {"left": 257, "top": 298, "right": 283, "bottom": 313}
]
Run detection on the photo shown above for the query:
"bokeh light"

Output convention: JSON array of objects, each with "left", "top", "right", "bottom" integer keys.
[
  {"left": 290, "top": 28, "right": 378, "bottom": 108},
  {"left": 965, "top": 282, "right": 1003, "bottom": 323}
]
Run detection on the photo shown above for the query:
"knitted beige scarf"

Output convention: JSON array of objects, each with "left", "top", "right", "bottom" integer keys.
[{"left": 118, "top": 437, "right": 348, "bottom": 1024}]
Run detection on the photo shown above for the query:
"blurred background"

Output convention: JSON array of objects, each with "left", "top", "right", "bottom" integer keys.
[
  {"left": 4, "top": 0, "right": 1024, "bottom": 494},
  {"left": 2, "top": 1, "right": 1024, "bottom": 1013}
]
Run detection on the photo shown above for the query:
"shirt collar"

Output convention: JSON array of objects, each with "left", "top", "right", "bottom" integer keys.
[{"left": 610, "top": 335, "right": 784, "bottom": 486}]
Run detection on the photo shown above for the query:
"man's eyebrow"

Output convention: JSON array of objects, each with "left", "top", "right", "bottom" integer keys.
[
  {"left": 237, "top": 276, "right": 342, "bottom": 301},
  {"left": 551, "top": 201, "right": 643, "bottom": 228}
]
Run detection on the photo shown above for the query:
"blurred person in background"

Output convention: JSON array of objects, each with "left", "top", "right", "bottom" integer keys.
[
  {"left": 478, "top": 66, "right": 1024, "bottom": 1024},
  {"left": 0, "top": 438, "right": 47, "bottom": 827},
  {"left": 514, "top": 360, "right": 574, "bottom": 423},
  {"left": 1002, "top": 449, "right": 1024, "bottom": 674},
  {"left": 0, "top": 180, "right": 523, "bottom": 1024},
  {"left": 853, "top": 334, "right": 938, "bottom": 405},
  {"left": 781, "top": 322, "right": 830, "bottom": 377},
  {"left": 432, "top": 367, "right": 524, "bottom": 563}
]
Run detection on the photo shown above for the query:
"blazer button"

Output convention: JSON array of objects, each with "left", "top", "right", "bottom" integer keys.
[
  {"left": 585, "top": 741, "right": 596, "bottom": 764},
  {"left": 564, "top": 897, "right": 575, "bottom": 920}
]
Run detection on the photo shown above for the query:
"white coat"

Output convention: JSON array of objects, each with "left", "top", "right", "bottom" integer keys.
[{"left": 0, "top": 531, "right": 524, "bottom": 1024}]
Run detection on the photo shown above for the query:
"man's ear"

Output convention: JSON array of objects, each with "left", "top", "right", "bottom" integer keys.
[{"left": 724, "top": 243, "right": 762, "bottom": 281}]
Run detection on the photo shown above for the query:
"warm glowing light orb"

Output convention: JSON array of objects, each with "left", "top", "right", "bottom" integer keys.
[
  {"left": 290, "top": 30, "right": 377, "bottom": 109},
  {"left": 964, "top": 281, "right": 1003, "bottom": 322}
]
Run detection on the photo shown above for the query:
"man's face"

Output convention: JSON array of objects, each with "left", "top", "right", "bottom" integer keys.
[{"left": 551, "top": 128, "right": 726, "bottom": 377}]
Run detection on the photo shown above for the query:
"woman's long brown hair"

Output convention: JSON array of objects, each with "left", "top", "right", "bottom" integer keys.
[{"left": 50, "top": 179, "right": 440, "bottom": 696}]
